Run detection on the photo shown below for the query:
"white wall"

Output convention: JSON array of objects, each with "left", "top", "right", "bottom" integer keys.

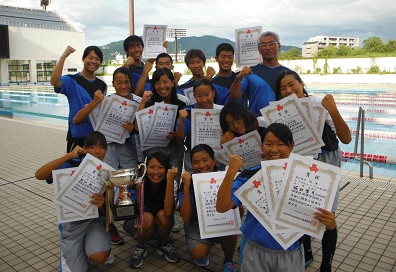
[
  {"left": 280, "top": 57, "right": 396, "bottom": 74},
  {"left": 1, "top": 26, "right": 85, "bottom": 84}
]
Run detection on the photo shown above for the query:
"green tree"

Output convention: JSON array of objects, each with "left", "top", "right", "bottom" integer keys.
[
  {"left": 336, "top": 45, "right": 352, "bottom": 56},
  {"left": 385, "top": 39, "right": 396, "bottom": 53},
  {"left": 316, "top": 45, "right": 337, "bottom": 58},
  {"left": 279, "top": 47, "right": 302, "bottom": 59},
  {"left": 363, "top": 36, "right": 385, "bottom": 53}
]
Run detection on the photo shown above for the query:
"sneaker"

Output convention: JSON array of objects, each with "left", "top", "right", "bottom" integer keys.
[
  {"left": 304, "top": 250, "right": 313, "bottom": 267},
  {"left": 129, "top": 246, "right": 147, "bottom": 268},
  {"left": 172, "top": 217, "right": 182, "bottom": 232},
  {"left": 195, "top": 257, "right": 209, "bottom": 267},
  {"left": 110, "top": 224, "right": 125, "bottom": 245},
  {"left": 222, "top": 262, "right": 237, "bottom": 272},
  {"left": 103, "top": 252, "right": 114, "bottom": 265},
  {"left": 156, "top": 243, "right": 180, "bottom": 263}
]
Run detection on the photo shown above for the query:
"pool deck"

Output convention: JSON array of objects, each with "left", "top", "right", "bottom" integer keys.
[{"left": 0, "top": 117, "right": 395, "bottom": 272}]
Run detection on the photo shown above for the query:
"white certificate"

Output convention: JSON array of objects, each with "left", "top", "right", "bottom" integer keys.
[
  {"left": 53, "top": 154, "right": 114, "bottom": 217},
  {"left": 273, "top": 153, "right": 342, "bottom": 239},
  {"left": 144, "top": 103, "right": 178, "bottom": 145},
  {"left": 52, "top": 168, "right": 98, "bottom": 224},
  {"left": 143, "top": 24, "right": 167, "bottom": 58},
  {"left": 88, "top": 103, "right": 101, "bottom": 129},
  {"left": 95, "top": 94, "right": 139, "bottom": 144},
  {"left": 261, "top": 159, "right": 293, "bottom": 234},
  {"left": 191, "top": 109, "right": 222, "bottom": 152},
  {"left": 192, "top": 171, "right": 242, "bottom": 239},
  {"left": 260, "top": 94, "right": 324, "bottom": 155},
  {"left": 183, "top": 87, "right": 196, "bottom": 105},
  {"left": 215, "top": 148, "right": 230, "bottom": 166},
  {"left": 222, "top": 130, "right": 263, "bottom": 169},
  {"left": 135, "top": 105, "right": 156, "bottom": 151},
  {"left": 235, "top": 26, "right": 262, "bottom": 67},
  {"left": 234, "top": 170, "right": 301, "bottom": 249}
]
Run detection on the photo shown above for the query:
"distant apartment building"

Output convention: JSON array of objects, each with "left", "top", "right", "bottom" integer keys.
[
  {"left": 0, "top": 5, "right": 85, "bottom": 85},
  {"left": 302, "top": 35, "right": 359, "bottom": 58}
]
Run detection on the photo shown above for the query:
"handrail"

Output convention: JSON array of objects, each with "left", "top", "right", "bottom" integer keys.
[{"left": 353, "top": 107, "right": 373, "bottom": 178}]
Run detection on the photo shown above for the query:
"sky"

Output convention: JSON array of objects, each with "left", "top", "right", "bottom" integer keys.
[{"left": 1, "top": 0, "right": 396, "bottom": 48}]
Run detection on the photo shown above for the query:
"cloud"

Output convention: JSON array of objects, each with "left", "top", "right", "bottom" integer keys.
[{"left": 1, "top": 0, "right": 395, "bottom": 46}]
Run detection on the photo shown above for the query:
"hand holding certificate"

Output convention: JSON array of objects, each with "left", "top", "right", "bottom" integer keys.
[
  {"left": 143, "top": 24, "right": 167, "bottom": 58},
  {"left": 191, "top": 109, "right": 222, "bottom": 152},
  {"left": 53, "top": 154, "right": 115, "bottom": 218},
  {"left": 273, "top": 153, "right": 341, "bottom": 239},
  {"left": 95, "top": 94, "right": 139, "bottom": 144},
  {"left": 222, "top": 130, "right": 263, "bottom": 169},
  {"left": 234, "top": 153, "right": 341, "bottom": 248},
  {"left": 260, "top": 94, "right": 324, "bottom": 155},
  {"left": 192, "top": 171, "right": 242, "bottom": 239},
  {"left": 235, "top": 26, "right": 262, "bottom": 67},
  {"left": 52, "top": 168, "right": 99, "bottom": 224}
]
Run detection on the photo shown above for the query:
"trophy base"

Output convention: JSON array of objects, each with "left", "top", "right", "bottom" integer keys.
[{"left": 113, "top": 203, "right": 139, "bottom": 221}]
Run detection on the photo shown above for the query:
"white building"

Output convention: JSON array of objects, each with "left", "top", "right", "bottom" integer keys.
[
  {"left": 302, "top": 35, "right": 359, "bottom": 58},
  {"left": 0, "top": 5, "right": 85, "bottom": 85}
]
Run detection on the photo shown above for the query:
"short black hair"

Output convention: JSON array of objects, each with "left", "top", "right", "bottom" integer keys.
[
  {"left": 84, "top": 131, "right": 107, "bottom": 149},
  {"left": 156, "top": 53, "right": 173, "bottom": 66},
  {"left": 193, "top": 78, "right": 215, "bottom": 93},
  {"left": 82, "top": 46, "right": 103, "bottom": 63},
  {"left": 261, "top": 123, "right": 293, "bottom": 147},
  {"left": 112, "top": 66, "right": 133, "bottom": 87},
  {"left": 151, "top": 68, "right": 179, "bottom": 105},
  {"left": 190, "top": 144, "right": 218, "bottom": 172},
  {"left": 123, "top": 35, "right": 144, "bottom": 53},
  {"left": 274, "top": 70, "right": 308, "bottom": 101},
  {"left": 219, "top": 101, "right": 258, "bottom": 136},
  {"left": 185, "top": 49, "right": 206, "bottom": 65},
  {"left": 215, "top": 43, "right": 234, "bottom": 57}
]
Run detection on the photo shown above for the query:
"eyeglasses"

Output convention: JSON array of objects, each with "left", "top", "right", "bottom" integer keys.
[
  {"left": 128, "top": 43, "right": 142, "bottom": 49},
  {"left": 227, "top": 118, "right": 244, "bottom": 130},
  {"left": 259, "top": 41, "right": 278, "bottom": 48}
]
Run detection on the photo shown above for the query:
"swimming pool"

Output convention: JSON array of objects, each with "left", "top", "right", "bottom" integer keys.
[
  {"left": 308, "top": 86, "right": 396, "bottom": 178},
  {"left": 1, "top": 84, "right": 395, "bottom": 177}
]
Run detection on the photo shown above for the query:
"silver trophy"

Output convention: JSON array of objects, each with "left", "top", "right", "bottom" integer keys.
[{"left": 99, "top": 164, "right": 146, "bottom": 221}]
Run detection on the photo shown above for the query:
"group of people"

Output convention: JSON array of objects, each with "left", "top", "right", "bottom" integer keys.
[{"left": 35, "top": 30, "right": 351, "bottom": 272}]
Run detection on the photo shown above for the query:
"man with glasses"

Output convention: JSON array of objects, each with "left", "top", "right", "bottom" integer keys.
[{"left": 229, "top": 31, "right": 288, "bottom": 115}]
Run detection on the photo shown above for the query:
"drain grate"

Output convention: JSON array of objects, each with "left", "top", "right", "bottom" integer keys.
[{"left": 341, "top": 175, "right": 396, "bottom": 191}]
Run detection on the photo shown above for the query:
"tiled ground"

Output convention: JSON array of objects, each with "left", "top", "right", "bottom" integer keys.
[{"left": 0, "top": 118, "right": 395, "bottom": 272}]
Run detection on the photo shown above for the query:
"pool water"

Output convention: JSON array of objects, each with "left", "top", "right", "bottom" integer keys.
[
  {"left": 1, "top": 85, "right": 396, "bottom": 177},
  {"left": 309, "top": 87, "right": 396, "bottom": 177}
]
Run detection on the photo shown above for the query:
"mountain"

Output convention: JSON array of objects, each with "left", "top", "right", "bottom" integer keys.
[{"left": 101, "top": 35, "right": 301, "bottom": 62}]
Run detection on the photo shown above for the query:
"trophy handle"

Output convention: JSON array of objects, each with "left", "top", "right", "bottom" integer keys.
[
  {"left": 138, "top": 163, "right": 147, "bottom": 179},
  {"left": 99, "top": 169, "right": 111, "bottom": 183}
]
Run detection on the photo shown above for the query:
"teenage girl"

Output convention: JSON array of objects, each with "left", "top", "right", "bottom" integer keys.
[
  {"left": 35, "top": 131, "right": 113, "bottom": 272},
  {"left": 179, "top": 144, "right": 238, "bottom": 271},
  {"left": 274, "top": 70, "right": 351, "bottom": 272},
  {"left": 217, "top": 123, "right": 336, "bottom": 272}
]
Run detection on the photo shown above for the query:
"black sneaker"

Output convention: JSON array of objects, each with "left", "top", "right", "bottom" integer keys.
[
  {"left": 129, "top": 246, "right": 147, "bottom": 268},
  {"left": 305, "top": 250, "right": 313, "bottom": 267},
  {"left": 156, "top": 243, "right": 180, "bottom": 263}
]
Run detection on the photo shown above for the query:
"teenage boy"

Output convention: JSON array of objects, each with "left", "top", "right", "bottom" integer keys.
[
  {"left": 211, "top": 43, "right": 238, "bottom": 106},
  {"left": 133, "top": 53, "right": 183, "bottom": 96},
  {"left": 177, "top": 49, "right": 216, "bottom": 100},
  {"left": 123, "top": 35, "right": 150, "bottom": 93}
]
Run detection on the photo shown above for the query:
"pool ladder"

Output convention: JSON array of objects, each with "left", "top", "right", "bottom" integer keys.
[{"left": 353, "top": 107, "right": 374, "bottom": 179}]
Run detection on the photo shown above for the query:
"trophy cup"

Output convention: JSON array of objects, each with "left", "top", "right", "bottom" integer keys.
[{"left": 99, "top": 164, "right": 146, "bottom": 222}]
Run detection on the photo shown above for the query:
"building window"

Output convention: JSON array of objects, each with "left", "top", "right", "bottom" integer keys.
[
  {"left": 37, "top": 60, "right": 56, "bottom": 82},
  {"left": 8, "top": 60, "right": 30, "bottom": 83}
]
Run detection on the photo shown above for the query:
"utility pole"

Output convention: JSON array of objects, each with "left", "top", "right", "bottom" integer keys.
[{"left": 129, "top": 0, "right": 134, "bottom": 35}]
